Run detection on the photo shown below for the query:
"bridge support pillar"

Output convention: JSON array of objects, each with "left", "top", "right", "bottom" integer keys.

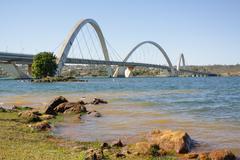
[
  {"left": 28, "top": 64, "right": 32, "bottom": 76},
  {"left": 113, "top": 66, "right": 126, "bottom": 78},
  {"left": 125, "top": 66, "right": 134, "bottom": 78},
  {"left": 170, "top": 68, "right": 177, "bottom": 77},
  {"left": 0, "top": 62, "right": 31, "bottom": 79},
  {"left": 106, "top": 66, "right": 113, "bottom": 77}
]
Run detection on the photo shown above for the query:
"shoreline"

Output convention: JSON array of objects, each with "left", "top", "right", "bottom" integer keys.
[
  {"left": 1, "top": 94, "right": 240, "bottom": 153},
  {"left": 0, "top": 96, "right": 239, "bottom": 159}
]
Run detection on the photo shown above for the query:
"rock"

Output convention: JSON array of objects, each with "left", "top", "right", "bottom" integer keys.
[
  {"left": 147, "top": 129, "right": 192, "bottom": 154},
  {"left": 209, "top": 150, "right": 236, "bottom": 160},
  {"left": 101, "top": 142, "right": 110, "bottom": 149},
  {"left": 115, "top": 152, "right": 126, "bottom": 158},
  {"left": 53, "top": 102, "right": 70, "bottom": 113},
  {"left": 54, "top": 102, "right": 87, "bottom": 114},
  {"left": 185, "top": 153, "right": 199, "bottom": 159},
  {"left": 111, "top": 139, "right": 124, "bottom": 147},
  {"left": 198, "top": 152, "right": 209, "bottom": 160},
  {"left": 134, "top": 142, "right": 167, "bottom": 156},
  {"left": 63, "top": 103, "right": 87, "bottom": 114},
  {"left": 45, "top": 96, "right": 68, "bottom": 115},
  {"left": 88, "top": 110, "right": 102, "bottom": 117},
  {"left": 0, "top": 107, "right": 6, "bottom": 112},
  {"left": 199, "top": 150, "right": 236, "bottom": 160},
  {"left": 39, "top": 114, "right": 54, "bottom": 120},
  {"left": 135, "top": 142, "right": 151, "bottom": 155},
  {"left": 121, "top": 146, "right": 132, "bottom": 155},
  {"left": 30, "top": 121, "right": 51, "bottom": 131},
  {"left": 18, "top": 110, "right": 42, "bottom": 123},
  {"left": 78, "top": 100, "right": 87, "bottom": 105},
  {"left": 91, "top": 98, "right": 107, "bottom": 105},
  {"left": 85, "top": 148, "right": 103, "bottom": 160}
]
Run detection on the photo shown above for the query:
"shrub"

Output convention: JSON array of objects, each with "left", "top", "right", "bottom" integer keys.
[{"left": 32, "top": 52, "right": 57, "bottom": 78}]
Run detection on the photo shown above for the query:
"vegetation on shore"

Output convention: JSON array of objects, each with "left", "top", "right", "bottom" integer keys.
[
  {"left": 0, "top": 96, "right": 237, "bottom": 160},
  {"left": 31, "top": 76, "right": 88, "bottom": 83},
  {"left": 0, "top": 107, "right": 178, "bottom": 160},
  {"left": 0, "top": 111, "right": 85, "bottom": 160}
]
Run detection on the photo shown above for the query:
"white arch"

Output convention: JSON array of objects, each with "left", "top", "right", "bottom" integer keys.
[
  {"left": 113, "top": 41, "right": 175, "bottom": 77},
  {"left": 124, "top": 41, "right": 173, "bottom": 68},
  {"left": 177, "top": 53, "right": 185, "bottom": 71},
  {"left": 55, "top": 19, "right": 110, "bottom": 75}
]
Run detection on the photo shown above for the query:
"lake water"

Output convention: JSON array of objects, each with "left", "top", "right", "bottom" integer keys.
[{"left": 0, "top": 77, "right": 239, "bottom": 152}]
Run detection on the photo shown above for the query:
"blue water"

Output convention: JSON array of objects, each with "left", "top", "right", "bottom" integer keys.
[{"left": 0, "top": 77, "right": 240, "bottom": 151}]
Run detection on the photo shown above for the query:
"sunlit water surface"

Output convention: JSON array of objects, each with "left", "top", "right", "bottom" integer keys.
[{"left": 0, "top": 77, "right": 239, "bottom": 152}]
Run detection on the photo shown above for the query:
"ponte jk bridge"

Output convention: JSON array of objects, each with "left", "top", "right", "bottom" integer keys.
[{"left": 0, "top": 19, "right": 217, "bottom": 78}]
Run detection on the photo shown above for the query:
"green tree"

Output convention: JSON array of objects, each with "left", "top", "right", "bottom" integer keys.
[{"left": 32, "top": 52, "right": 57, "bottom": 78}]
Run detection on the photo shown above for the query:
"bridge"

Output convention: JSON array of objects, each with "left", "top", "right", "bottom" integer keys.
[{"left": 0, "top": 19, "right": 217, "bottom": 78}]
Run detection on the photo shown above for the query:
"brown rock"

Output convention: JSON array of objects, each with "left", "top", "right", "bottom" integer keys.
[
  {"left": 185, "top": 153, "right": 199, "bottom": 159},
  {"left": 18, "top": 110, "right": 42, "bottom": 123},
  {"left": 78, "top": 100, "right": 87, "bottom": 105},
  {"left": 91, "top": 98, "right": 107, "bottom": 105},
  {"left": 85, "top": 148, "right": 103, "bottom": 160},
  {"left": 54, "top": 102, "right": 87, "bottom": 114},
  {"left": 115, "top": 152, "right": 126, "bottom": 158},
  {"left": 88, "top": 110, "right": 102, "bottom": 117},
  {"left": 147, "top": 129, "right": 192, "bottom": 154},
  {"left": 63, "top": 103, "right": 87, "bottom": 114},
  {"left": 208, "top": 150, "right": 236, "bottom": 160},
  {"left": 198, "top": 152, "right": 209, "bottom": 160},
  {"left": 45, "top": 96, "right": 68, "bottom": 115},
  {"left": 111, "top": 139, "right": 124, "bottom": 147},
  {"left": 135, "top": 142, "right": 151, "bottom": 155},
  {"left": 121, "top": 146, "right": 132, "bottom": 155},
  {"left": 30, "top": 121, "right": 51, "bottom": 131},
  {"left": 101, "top": 142, "right": 110, "bottom": 149},
  {"left": 39, "top": 114, "right": 54, "bottom": 120}
]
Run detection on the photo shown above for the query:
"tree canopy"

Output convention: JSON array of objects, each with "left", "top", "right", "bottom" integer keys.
[{"left": 32, "top": 52, "right": 57, "bottom": 78}]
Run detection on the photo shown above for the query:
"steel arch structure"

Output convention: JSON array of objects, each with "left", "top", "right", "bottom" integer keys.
[
  {"left": 177, "top": 53, "right": 185, "bottom": 71},
  {"left": 113, "top": 41, "right": 175, "bottom": 77},
  {"left": 123, "top": 41, "right": 173, "bottom": 68},
  {"left": 55, "top": 19, "right": 111, "bottom": 75}
]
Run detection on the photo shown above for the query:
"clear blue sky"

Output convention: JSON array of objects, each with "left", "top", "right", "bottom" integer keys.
[{"left": 0, "top": 0, "right": 240, "bottom": 65}]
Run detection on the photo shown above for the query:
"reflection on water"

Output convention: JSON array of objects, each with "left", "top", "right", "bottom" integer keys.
[{"left": 0, "top": 77, "right": 240, "bottom": 151}]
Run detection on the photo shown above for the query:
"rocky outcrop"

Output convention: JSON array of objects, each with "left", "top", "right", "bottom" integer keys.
[
  {"left": 146, "top": 129, "right": 192, "bottom": 154},
  {"left": 30, "top": 120, "right": 51, "bottom": 131},
  {"left": 18, "top": 110, "right": 42, "bottom": 123},
  {"left": 135, "top": 142, "right": 151, "bottom": 155},
  {"left": 115, "top": 152, "right": 126, "bottom": 158},
  {"left": 111, "top": 139, "right": 124, "bottom": 147},
  {"left": 54, "top": 102, "right": 87, "bottom": 114},
  {"left": 91, "top": 98, "right": 107, "bottom": 105},
  {"left": 85, "top": 148, "right": 103, "bottom": 160},
  {"left": 133, "top": 129, "right": 193, "bottom": 155},
  {"left": 45, "top": 96, "right": 68, "bottom": 115},
  {"left": 101, "top": 142, "right": 110, "bottom": 150},
  {"left": 198, "top": 150, "right": 236, "bottom": 160}
]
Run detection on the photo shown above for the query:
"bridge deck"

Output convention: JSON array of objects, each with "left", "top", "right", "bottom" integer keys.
[
  {"left": 0, "top": 52, "right": 171, "bottom": 70},
  {"left": 0, "top": 52, "right": 218, "bottom": 76}
]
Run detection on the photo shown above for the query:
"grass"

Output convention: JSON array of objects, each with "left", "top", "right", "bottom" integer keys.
[
  {"left": 0, "top": 111, "right": 178, "bottom": 160},
  {"left": 0, "top": 112, "right": 84, "bottom": 160}
]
